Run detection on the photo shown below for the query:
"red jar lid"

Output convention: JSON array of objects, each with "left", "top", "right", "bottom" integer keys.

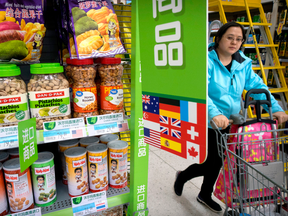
[
  {"left": 94, "top": 58, "right": 103, "bottom": 64},
  {"left": 99, "top": 58, "right": 121, "bottom": 65},
  {"left": 66, "top": 58, "right": 94, "bottom": 65}
]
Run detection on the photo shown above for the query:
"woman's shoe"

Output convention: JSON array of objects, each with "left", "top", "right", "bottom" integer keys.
[
  {"left": 174, "top": 171, "right": 184, "bottom": 196},
  {"left": 196, "top": 194, "right": 222, "bottom": 213}
]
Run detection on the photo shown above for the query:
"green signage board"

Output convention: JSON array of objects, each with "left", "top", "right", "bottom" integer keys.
[
  {"left": 139, "top": 1, "right": 207, "bottom": 163},
  {"left": 18, "top": 118, "right": 38, "bottom": 172}
]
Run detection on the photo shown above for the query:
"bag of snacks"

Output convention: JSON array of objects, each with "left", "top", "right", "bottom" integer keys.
[
  {"left": 67, "top": 0, "right": 126, "bottom": 59},
  {"left": 0, "top": 0, "right": 46, "bottom": 63}
]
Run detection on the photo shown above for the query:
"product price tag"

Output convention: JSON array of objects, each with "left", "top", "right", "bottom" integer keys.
[
  {"left": 6, "top": 207, "right": 42, "bottom": 216},
  {"left": 0, "top": 126, "right": 18, "bottom": 149},
  {"left": 71, "top": 191, "right": 108, "bottom": 216},
  {"left": 87, "top": 120, "right": 129, "bottom": 136},
  {"left": 43, "top": 118, "right": 87, "bottom": 143},
  {"left": 86, "top": 113, "right": 123, "bottom": 125}
]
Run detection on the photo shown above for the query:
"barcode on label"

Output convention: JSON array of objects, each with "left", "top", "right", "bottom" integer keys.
[
  {"left": 45, "top": 136, "right": 56, "bottom": 141},
  {"left": 75, "top": 212, "right": 83, "bottom": 216}
]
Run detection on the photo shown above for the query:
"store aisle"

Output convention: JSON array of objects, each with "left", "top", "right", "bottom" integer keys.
[{"left": 147, "top": 146, "right": 225, "bottom": 216}]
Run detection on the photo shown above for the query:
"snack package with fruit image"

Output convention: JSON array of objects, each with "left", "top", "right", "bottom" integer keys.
[
  {"left": 67, "top": 0, "right": 125, "bottom": 59},
  {"left": 0, "top": 0, "right": 46, "bottom": 63}
]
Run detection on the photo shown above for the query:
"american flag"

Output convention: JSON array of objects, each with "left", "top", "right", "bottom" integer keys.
[
  {"left": 72, "top": 129, "right": 83, "bottom": 138},
  {"left": 144, "top": 128, "right": 160, "bottom": 148},
  {"left": 142, "top": 95, "right": 150, "bottom": 104},
  {"left": 118, "top": 122, "right": 129, "bottom": 131}
]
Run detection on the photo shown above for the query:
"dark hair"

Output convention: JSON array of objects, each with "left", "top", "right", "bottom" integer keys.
[
  {"left": 74, "top": 167, "right": 82, "bottom": 173},
  {"left": 90, "top": 163, "right": 96, "bottom": 168},
  {"left": 7, "top": 182, "right": 12, "bottom": 187},
  {"left": 111, "top": 159, "right": 117, "bottom": 164},
  {"left": 37, "top": 175, "right": 45, "bottom": 181},
  {"left": 214, "top": 22, "right": 246, "bottom": 49}
]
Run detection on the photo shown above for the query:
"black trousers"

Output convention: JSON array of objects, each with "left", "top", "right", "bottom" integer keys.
[{"left": 177, "top": 127, "right": 230, "bottom": 199}]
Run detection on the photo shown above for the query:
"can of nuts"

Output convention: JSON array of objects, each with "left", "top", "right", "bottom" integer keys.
[
  {"left": 3, "top": 158, "right": 34, "bottom": 213},
  {"left": 0, "top": 64, "right": 30, "bottom": 127},
  {"left": 28, "top": 63, "right": 71, "bottom": 130},
  {"left": 100, "top": 134, "right": 119, "bottom": 144},
  {"left": 80, "top": 137, "right": 99, "bottom": 148},
  {"left": 240, "top": 16, "right": 245, "bottom": 22},
  {"left": 0, "top": 151, "right": 9, "bottom": 163},
  {"left": 64, "top": 147, "right": 88, "bottom": 197},
  {"left": 0, "top": 162, "right": 8, "bottom": 216},
  {"left": 58, "top": 139, "right": 79, "bottom": 185},
  {"left": 98, "top": 58, "right": 125, "bottom": 116},
  {"left": 69, "top": 58, "right": 99, "bottom": 120},
  {"left": 87, "top": 144, "right": 108, "bottom": 192},
  {"left": 267, "top": 12, "right": 272, "bottom": 23},
  {"left": 31, "top": 152, "right": 57, "bottom": 207},
  {"left": 107, "top": 140, "right": 128, "bottom": 189},
  {"left": 8, "top": 148, "right": 19, "bottom": 159}
]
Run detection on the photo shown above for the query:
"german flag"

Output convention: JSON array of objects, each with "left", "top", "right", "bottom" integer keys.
[{"left": 159, "top": 97, "right": 180, "bottom": 120}]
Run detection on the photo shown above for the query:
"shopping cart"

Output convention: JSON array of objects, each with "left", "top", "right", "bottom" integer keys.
[{"left": 212, "top": 89, "right": 288, "bottom": 216}]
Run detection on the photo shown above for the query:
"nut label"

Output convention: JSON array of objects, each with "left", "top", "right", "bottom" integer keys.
[
  {"left": 4, "top": 170, "right": 34, "bottom": 213},
  {"left": 88, "top": 150, "right": 108, "bottom": 193},
  {"left": 73, "top": 87, "right": 97, "bottom": 113},
  {"left": 5, "top": 174, "right": 19, "bottom": 182},
  {"left": 66, "top": 154, "right": 88, "bottom": 196},
  {"left": 0, "top": 93, "right": 29, "bottom": 124},
  {"left": 28, "top": 89, "right": 71, "bottom": 119},
  {"left": 31, "top": 164, "right": 57, "bottom": 207},
  {"left": 100, "top": 85, "right": 123, "bottom": 110},
  {"left": 108, "top": 147, "right": 127, "bottom": 189}
]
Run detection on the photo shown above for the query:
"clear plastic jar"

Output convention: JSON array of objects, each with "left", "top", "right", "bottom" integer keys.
[
  {"left": 98, "top": 58, "right": 125, "bottom": 116},
  {"left": 0, "top": 64, "right": 30, "bottom": 127},
  {"left": 28, "top": 63, "right": 71, "bottom": 130},
  {"left": 70, "top": 58, "right": 99, "bottom": 120}
]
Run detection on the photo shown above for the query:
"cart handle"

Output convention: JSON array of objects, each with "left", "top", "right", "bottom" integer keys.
[{"left": 244, "top": 89, "right": 271, "bottom": 109}]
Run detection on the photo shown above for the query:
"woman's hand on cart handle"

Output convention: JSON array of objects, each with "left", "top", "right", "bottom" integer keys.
[
  {"left": 211, "top": 115, "right": 229, "bottom": 130},
  {"left": 272, "top": 111, "right": 288, "bottom": 125}
]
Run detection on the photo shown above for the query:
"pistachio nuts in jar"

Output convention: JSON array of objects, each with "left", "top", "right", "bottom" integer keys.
[
  {"left": 70, "top": 58, "right": 99, "bottom": 120},
  {"left": 0, "top": 64, "right": 30, "bottom": 127},
  {"left": 28, "top": 63, "right": 71, "bottom": 130},
  {"left": 98, "top": 58, "right": 125, "bottom": 116}
]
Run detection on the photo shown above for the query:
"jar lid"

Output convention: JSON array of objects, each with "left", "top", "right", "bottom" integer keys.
[
  {"left": 80, "top": 137, "right": 99, "bottom": 146},
  {"left": 30, "top": 63, "right": 64, "bottom": 74},
  {"left": 67, "top": 58, "right": 94, "bottom": 65},
  {"left": 94, "top": 58, "right": 103, "bottom": 64},
  {"left": 0, "top": 64, "right": 21, "bottom": 77},
  {"left": 100, "top": 58, "right": 121, "bottom": 65},
  {"left": 33, "top": 152, "right": 54, "bottom": 164}
]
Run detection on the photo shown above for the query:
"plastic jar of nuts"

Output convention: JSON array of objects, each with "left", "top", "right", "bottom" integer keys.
[
  {"left": 98, "top": 58, "right": 125, "bottom": 115},
  {"left": 0, "top": 64, "right": 30, "bottom": 127},
  {"left": 28, "top": 63, "right": 71, "bottom": 130},
  {"left": 65, "top": 58, "right": 74, "bottom": 109},
  {"left": 70, "top": 58, "right": 99, "bottom": 120}
]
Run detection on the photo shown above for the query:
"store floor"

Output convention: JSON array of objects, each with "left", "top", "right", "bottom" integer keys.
[{"left": 147, "top": 145, "right": 225, "bottom": 216}]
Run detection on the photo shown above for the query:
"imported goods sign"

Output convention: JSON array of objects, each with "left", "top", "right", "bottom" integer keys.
[{"left": 139, "top": 0, "right": 207, "bottom": 163}]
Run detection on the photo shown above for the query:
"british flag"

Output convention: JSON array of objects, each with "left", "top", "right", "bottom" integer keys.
[
  {"left": 142, "top": 95, "right": 150, "bottom": 104},
  {"left": 160, "top": 115, "right": 168, "bottom": 124},
  {"left": 172, "top": 128, "right": 181, "bottom": 139},
  {"left": 160, "top": 126, "right": 169, "bottom": 135},
  {"left": 171, "top": 118, "right": 181, "bottom": 128},
  {"left": 160, "top": 116, "right": 181, "bottom": 139}
]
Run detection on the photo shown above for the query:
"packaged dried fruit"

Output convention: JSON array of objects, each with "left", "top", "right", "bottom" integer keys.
[
  {"left": 98, "top": 58, "right": 125, "bottom": 115},
  {"left": 64, "top": 147, "right": 88, "bottom": 197},
  {"left": 31, "top": 152, "right": 57, "bottom": 207},
  {"left": 87, "top": 144, "right": 108, "bottom": 192},
  {"left": 68, "top": 58, "right": 99, "bottom": 119},
  {"left": 28, "top": 63, "right": 71, "bottom": 130},
  {"left": 67, "top": 0, "right": 125, "bottom": 59},
  {"left": 0, "top": 64, "right": 30, "bottom": 127},
  {"left": 0, "top": 162, "right": 8, "bottom": 216},
  {"left": 3, "top": 158, "right": 34, "bottom": 213},
  {"left": 0, "top": 0, "right": 46, "bottom": 63},
  {"left": 107, "top": 140, "right": 128, "bottom": 189}
]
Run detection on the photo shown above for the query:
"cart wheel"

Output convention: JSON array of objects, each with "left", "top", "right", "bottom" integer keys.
[{"left": 225, "top": 210, "right": 240, "bottom": 216}]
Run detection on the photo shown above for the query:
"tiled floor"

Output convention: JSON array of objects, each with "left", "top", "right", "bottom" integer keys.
[{"left": 147, "top": 145, "right": 225, "bottom": 216}]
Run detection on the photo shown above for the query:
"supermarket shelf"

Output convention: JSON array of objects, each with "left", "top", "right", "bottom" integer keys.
[
  {"left": 279, "top": 58, "right": 288, "bottom": 62},
  {"left": 41, "top": 180, "right": 130, "bottom": 215},
  {"left": 252, "top": 66, "right": 286, "bottom": 70},
  {"left": 243, "top": 44, "right": 278, "bottom": 48}
]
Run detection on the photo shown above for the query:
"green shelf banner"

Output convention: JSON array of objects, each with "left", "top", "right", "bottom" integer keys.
[
  {"left": 18, "top": 118, "right": 38, "bottom": 172},
  {"left": 139, "top": 0, "right": 207, "bottom": 163}
]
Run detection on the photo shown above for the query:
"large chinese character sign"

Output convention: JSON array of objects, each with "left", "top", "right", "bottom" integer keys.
[
  {"left": 140, "top": 0, "right": 207, "bottom": 163},
  {"left": 18, "top": 118, "right": 38, "bottom": 172}
]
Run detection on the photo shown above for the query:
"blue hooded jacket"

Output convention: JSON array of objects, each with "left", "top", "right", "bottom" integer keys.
[{"left": 208, "top": 43, "right": 283, "bottom": 128}]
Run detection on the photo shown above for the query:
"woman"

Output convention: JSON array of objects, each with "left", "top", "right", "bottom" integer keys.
[{"left": 173, "top": 22, "right": 288, "bottom": 213}]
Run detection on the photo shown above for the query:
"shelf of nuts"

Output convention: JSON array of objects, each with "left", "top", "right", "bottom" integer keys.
[
  {"left": 28, "top": 63, "right": 71, "bottom": 130},
  {"left": 98, "top": 58, "right": 125, "bottom": 116},
  {"left": 0, "top": 64, "right": 30, "bottom": 128},
  {"left": 68, "top": 58, "right": 99, "bottom": 121}
]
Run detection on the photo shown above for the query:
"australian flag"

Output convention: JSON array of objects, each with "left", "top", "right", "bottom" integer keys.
[{"left": 142, "top": 95, "right": 159, "bottom": 114}]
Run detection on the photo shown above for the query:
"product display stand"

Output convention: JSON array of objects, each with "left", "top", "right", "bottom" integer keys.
[{"left": 209, "top": 0, "right": 288, "bottom": 118}]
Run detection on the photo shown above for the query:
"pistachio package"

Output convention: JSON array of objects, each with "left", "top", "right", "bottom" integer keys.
[
  {"left": 0, "top": 0, "right": 46, "bottom": 63},
  {"left": 67, "top": 0, "right": 126, "bottom": 59}
]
